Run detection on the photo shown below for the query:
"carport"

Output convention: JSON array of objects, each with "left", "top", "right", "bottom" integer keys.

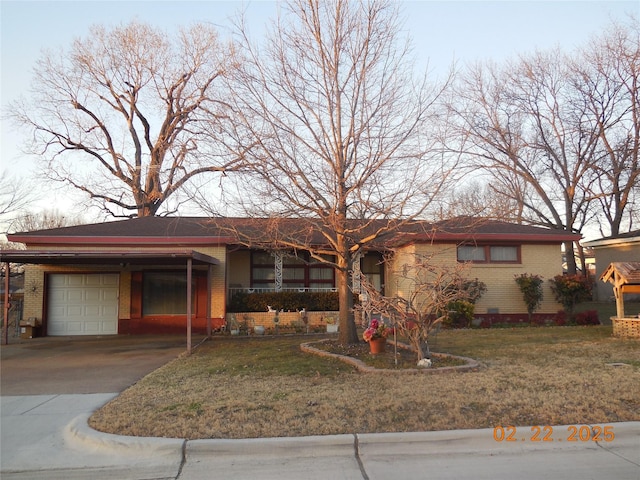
[{"left": 1, "top": 249, "right": 219, "bottom": 353}]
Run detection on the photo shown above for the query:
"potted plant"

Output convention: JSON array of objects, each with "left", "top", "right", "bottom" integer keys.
[
  {"left": 325, "top": 315, "right": 338, "bottom": 333},
  {"left": 363, "top": 318, "right": 389, "bottom": 354}
]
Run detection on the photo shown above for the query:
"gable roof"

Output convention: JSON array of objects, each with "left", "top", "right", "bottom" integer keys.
[
  {"left": 6, "top": 216, "right": 579, "bottom": 248},
  {"left": 601, "top": 261, "right": 640, "bottom": 285}
]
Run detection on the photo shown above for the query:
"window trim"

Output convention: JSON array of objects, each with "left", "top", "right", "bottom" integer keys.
[{"left": 457, "top": 244, "right": 521, "bottom": 264}]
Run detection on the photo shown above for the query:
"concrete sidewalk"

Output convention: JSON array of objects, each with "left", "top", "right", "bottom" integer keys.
[
  {"left": 2, "top": 393, "right": 639, "bottom": 480},
  {"left": 1, "top": 393, "right": 183, "bottom": 479}
]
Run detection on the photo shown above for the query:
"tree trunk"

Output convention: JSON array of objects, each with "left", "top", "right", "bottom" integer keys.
[
  {"left": 575, "top": 241, "right": 588, "bottom": 278},
  {"left": 564, "top": 241, "right": 578, "bottom": 275},
  {"left": 337, "top": 257, "right": 358, "bottom": 345}
]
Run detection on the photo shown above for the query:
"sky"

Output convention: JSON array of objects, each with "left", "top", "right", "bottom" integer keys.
[{"left": 0, "top": 0, "right": 638, "bottom": 230}]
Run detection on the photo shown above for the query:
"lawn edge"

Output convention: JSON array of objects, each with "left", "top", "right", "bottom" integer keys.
[{"left": 300, "top": 339, "right": 483, "bottom": 374}]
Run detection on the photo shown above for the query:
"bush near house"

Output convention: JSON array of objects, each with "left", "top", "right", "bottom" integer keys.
[
  {"left": 515, "top": 273, "right": 544, "bottom": 324},
  {"left": 549, "top": 274, "right": 593, "bottom": 322},
  {"left": 549, "top": 310, "right": 590, "bottom": 326},
  {"left": 228, "top": 291, "right": 339, "bottom": 313},
  {"left": 443, "top": 310, "right": 600, "bottom": 328},
  {"left": 443, "top": 279, "right": 487, "bottom": 328},
  {"left": 443, "top": 300, "right": 475, "bottom": 328}
]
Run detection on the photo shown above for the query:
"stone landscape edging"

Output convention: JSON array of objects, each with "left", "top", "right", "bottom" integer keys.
[{"left": 300, "top": 339, "right": 482, "bottom": 374}]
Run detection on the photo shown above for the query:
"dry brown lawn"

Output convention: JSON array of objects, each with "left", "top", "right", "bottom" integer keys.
[{"left": 89, "top": 326, "right": 640, "bottom": 439}]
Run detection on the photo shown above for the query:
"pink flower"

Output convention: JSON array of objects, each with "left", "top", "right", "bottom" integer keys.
[{"left": 363, "top": 319, "right": 389, "bottom": 342}]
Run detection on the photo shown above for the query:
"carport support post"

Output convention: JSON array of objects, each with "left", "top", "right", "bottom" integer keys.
[
  {"left": 3, "top": 262, "right": 9, "bottom": 345},
  {"left": 206, "top": 264, "right": 212, "bottom": 337},
  {"left": 187, "top": 258, "right": 193, "bottom": 354}
]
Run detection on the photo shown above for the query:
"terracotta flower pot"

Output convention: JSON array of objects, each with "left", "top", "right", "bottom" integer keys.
[{"left": 369, "top": 337, "right": 386, "bottom": 355}]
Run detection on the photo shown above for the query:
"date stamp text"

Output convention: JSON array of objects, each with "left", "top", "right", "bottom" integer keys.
[{"left": 493, "top": 425, "right": 615, "bottom": 442}]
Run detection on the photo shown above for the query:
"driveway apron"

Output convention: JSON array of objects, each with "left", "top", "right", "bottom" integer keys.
[{"left": 1, "top": 335, "right": 190, "bottom": 395}]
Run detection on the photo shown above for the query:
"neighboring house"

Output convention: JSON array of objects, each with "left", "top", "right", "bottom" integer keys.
[
  {"left": 583, "top": 230, "right": 640, "bottom": 301},
  {"left": 1, "top": 216, "right": 578, "bottom": 337}
]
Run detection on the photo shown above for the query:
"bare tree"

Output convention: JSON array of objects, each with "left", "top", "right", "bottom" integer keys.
[
  {"left": 0, "top": 171, "right": 37, "bottom": 234},
  {"left": 447, "top": 20, "right": 639, "bottom": 273},
  {"left": 8, "top": 21, "right": 245, "bottom": 218},
  {"left": 217, "top": 0, "right": 456, "bottom": 344},
  {"left": 358, "top": 254, "right": 471, "bottom": 363},
  {"left": 439, "top": 179, "right": 526, "bottom": 222},
  {"left": 1, "top": 209, "right": 85, "bottom": 274},
  {"left": 12, "top": 209, "right": 84, "bottom": 232},
  {"left": 450, "top": 51, "right": 603, "bottom": 274},
  {"left": 573, "top": 18, "right": 640, "bottom": 236}
]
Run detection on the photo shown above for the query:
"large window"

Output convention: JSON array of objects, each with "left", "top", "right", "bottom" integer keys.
[
  {"left": 251, "top": 251, "right": 277, "bottom": 289},
  {"left": 251, "top": 251, "right": 335, "bottom": 290},
  {"left": 362, "top": 252, "right": 384, "bottom": 292},
  {"left": 143, "top": 272, "right": 195, "bottom": 315},
  {"left": 457, "top": 245, "right": 520, "bottom": 264},
  {"left": 308, "top": 254, "right": 335, "bottom": 289}
]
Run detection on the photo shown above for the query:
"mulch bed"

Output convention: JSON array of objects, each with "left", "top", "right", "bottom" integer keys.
[{"left": 310, "top": 339, "right": 470, "bottom": 370}]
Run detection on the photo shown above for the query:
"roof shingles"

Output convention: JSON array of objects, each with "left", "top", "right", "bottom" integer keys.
[{"left": 7, "top": 216, "right": 580, "bottom": 247}]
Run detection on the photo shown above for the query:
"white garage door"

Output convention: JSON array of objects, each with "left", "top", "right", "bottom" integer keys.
[{"left": 47, "top": 274, "right": 119, "bottom": 335}]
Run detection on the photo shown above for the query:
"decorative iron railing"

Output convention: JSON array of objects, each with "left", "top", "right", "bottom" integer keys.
[{"left": 228, "top": 286, "right": 337, "bottom": 300}]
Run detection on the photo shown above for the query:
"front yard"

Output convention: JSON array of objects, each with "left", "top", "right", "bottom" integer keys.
[{"left": 89, "top": 325, "right": 640, "bottom": 439}]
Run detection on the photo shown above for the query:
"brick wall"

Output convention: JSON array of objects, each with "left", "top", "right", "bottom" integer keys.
[
  {"left": 388, "top": 242, "right": 564, "bottom": 315},
  {"left": 194, "top": 246, "right": 227, "bottom": 318},
  {"left": 226, "top": 311, "right": 339, "bottom": 330}
]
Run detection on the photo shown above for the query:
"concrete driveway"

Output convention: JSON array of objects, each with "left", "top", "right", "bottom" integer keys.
[{"left": 0, "top": 335, "right": 192, "bottom": 395}]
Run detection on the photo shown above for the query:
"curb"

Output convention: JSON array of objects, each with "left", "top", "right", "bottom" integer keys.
[
  {"left": 70, "top": 416, "right": 640, "bottom": 460},
  {"left": 187, "top": 434, "right": 355, "bottom": 458},
  {"left": 64, "top": 413, "right": 185, "bottom": 458},
  {"left": 358, "top": 422, "right": 640, "bottom": 457}
]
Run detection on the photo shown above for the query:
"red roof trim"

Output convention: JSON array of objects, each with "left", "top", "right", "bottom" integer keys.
[
  {"left": 403, "top": 232, "right": 581, "bottom": 244},
  {"left": 10, "top": 232, "right": 579, "bottom": 248}
]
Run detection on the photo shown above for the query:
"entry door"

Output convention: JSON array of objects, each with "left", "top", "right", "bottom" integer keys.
[{"left": 47, "top": 274, "right": 119, "bottom": 335}]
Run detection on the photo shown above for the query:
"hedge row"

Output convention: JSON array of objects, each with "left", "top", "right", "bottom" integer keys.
[{"left": 228, "top": 291, "right": 340, "bottom": 312}]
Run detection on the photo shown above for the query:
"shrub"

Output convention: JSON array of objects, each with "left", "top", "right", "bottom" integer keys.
[
  {"left": 462, "top": 278, "right": 487, "bottom": 303},
  {"left": 515, "top": 273, "right": 544, "bottom": 324},
  {"left": 574, "top": 310, "right": 600, "bottom": 326},
  {"left": 442, "top": 278, "right": 486, "bottom": 329},
  {"left": 443, "top": 300, "right": 475, "bottom": 328},
  {"left": 548, "top": 274, "right": 593, "bottom": 321},
  {"left": 228, "top": 291, "right": 339, "bottom": 312}
]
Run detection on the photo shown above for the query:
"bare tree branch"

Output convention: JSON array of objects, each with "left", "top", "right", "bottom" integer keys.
[
  {"left": 208, "top": 0, "right": 457, "bottom": 344},
  {"left": 446, "top": 19, "right": 639, "bottom": 273},
  {"left": 7, "top": 21, "right": 245, "bottom": 217},
  {"left": 0, "top": 171, "right": 38, "bottom": 235},
  {"left": 358, "top": 253, "right": 473, "bottom": 363}
]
